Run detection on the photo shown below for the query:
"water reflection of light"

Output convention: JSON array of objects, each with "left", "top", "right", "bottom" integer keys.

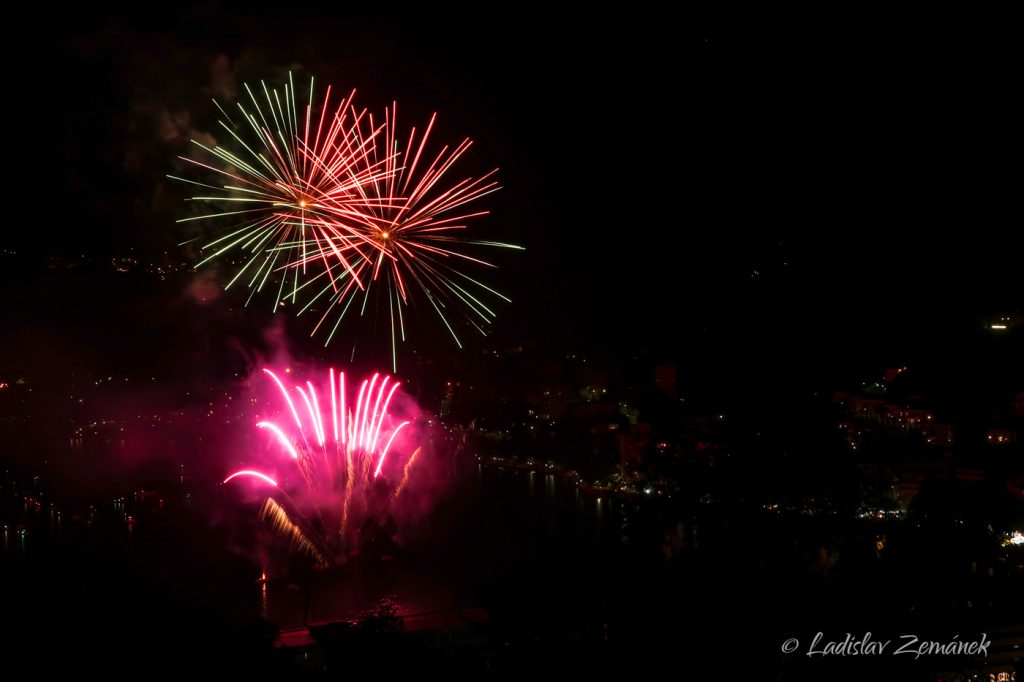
[{"left": 260, "top": 570, "right": 269, "bottom": 619}]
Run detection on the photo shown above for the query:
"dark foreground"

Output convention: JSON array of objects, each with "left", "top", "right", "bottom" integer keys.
[{"left": 2, "top": 459, "right": 1022, "bottom": 679}]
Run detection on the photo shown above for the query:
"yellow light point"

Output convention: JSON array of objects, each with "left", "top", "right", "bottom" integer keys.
[
  {"left": 381, "top": 232, "right": 390, "bottom": 240},
  {"left": 299, "top": 200, "right": 307, "bottom": 208}
]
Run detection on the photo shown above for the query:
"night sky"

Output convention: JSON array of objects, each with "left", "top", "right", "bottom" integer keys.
[{"left": 3, "top": 11, "right": 1021, "bottom": 381}]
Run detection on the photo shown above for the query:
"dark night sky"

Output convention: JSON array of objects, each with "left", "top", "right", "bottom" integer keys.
[{"left": 3, "top": 10, "right": 1021, "bottom": 384}]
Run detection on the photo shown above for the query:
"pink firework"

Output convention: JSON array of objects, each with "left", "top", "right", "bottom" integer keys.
[{"left": 224, "top": 366, "right": 421, "bottom": 563}]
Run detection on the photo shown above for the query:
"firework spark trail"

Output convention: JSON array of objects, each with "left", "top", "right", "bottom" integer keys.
[
  {"left": 256, "top": 422, "right": 298, "bottom": 459},
  {"left": 223, "top": 470, "right": 279, "bottom": 487},
  {"left": 262, "top": 369, "right": 302, "bottom": 430},
  {"left": 225, "top": 367, "right": 423, "bottom": 562},
  {"left": 391, "top": 446, "right": 422, "bottom": 502},
  {"left": 374, "top": 421, "right": 410, "bottom": 478},
  {"left": 259, "top": 498, "right": 326, "bottom": 565},
  {"left": 302, "top": 103, "right": 524, "bottom": 367}
]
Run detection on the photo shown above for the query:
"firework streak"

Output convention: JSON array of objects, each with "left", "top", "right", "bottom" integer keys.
[
  {"left": 224, "top": 367, "right": 420, "bottom": 563},
  {"left": 173, "top": 75, "right": 522, "bottom": 368}
]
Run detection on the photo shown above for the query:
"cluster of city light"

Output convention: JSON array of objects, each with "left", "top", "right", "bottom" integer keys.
[{"left": 1004, "top": 531, "right": 1024, "bottom": 547}]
